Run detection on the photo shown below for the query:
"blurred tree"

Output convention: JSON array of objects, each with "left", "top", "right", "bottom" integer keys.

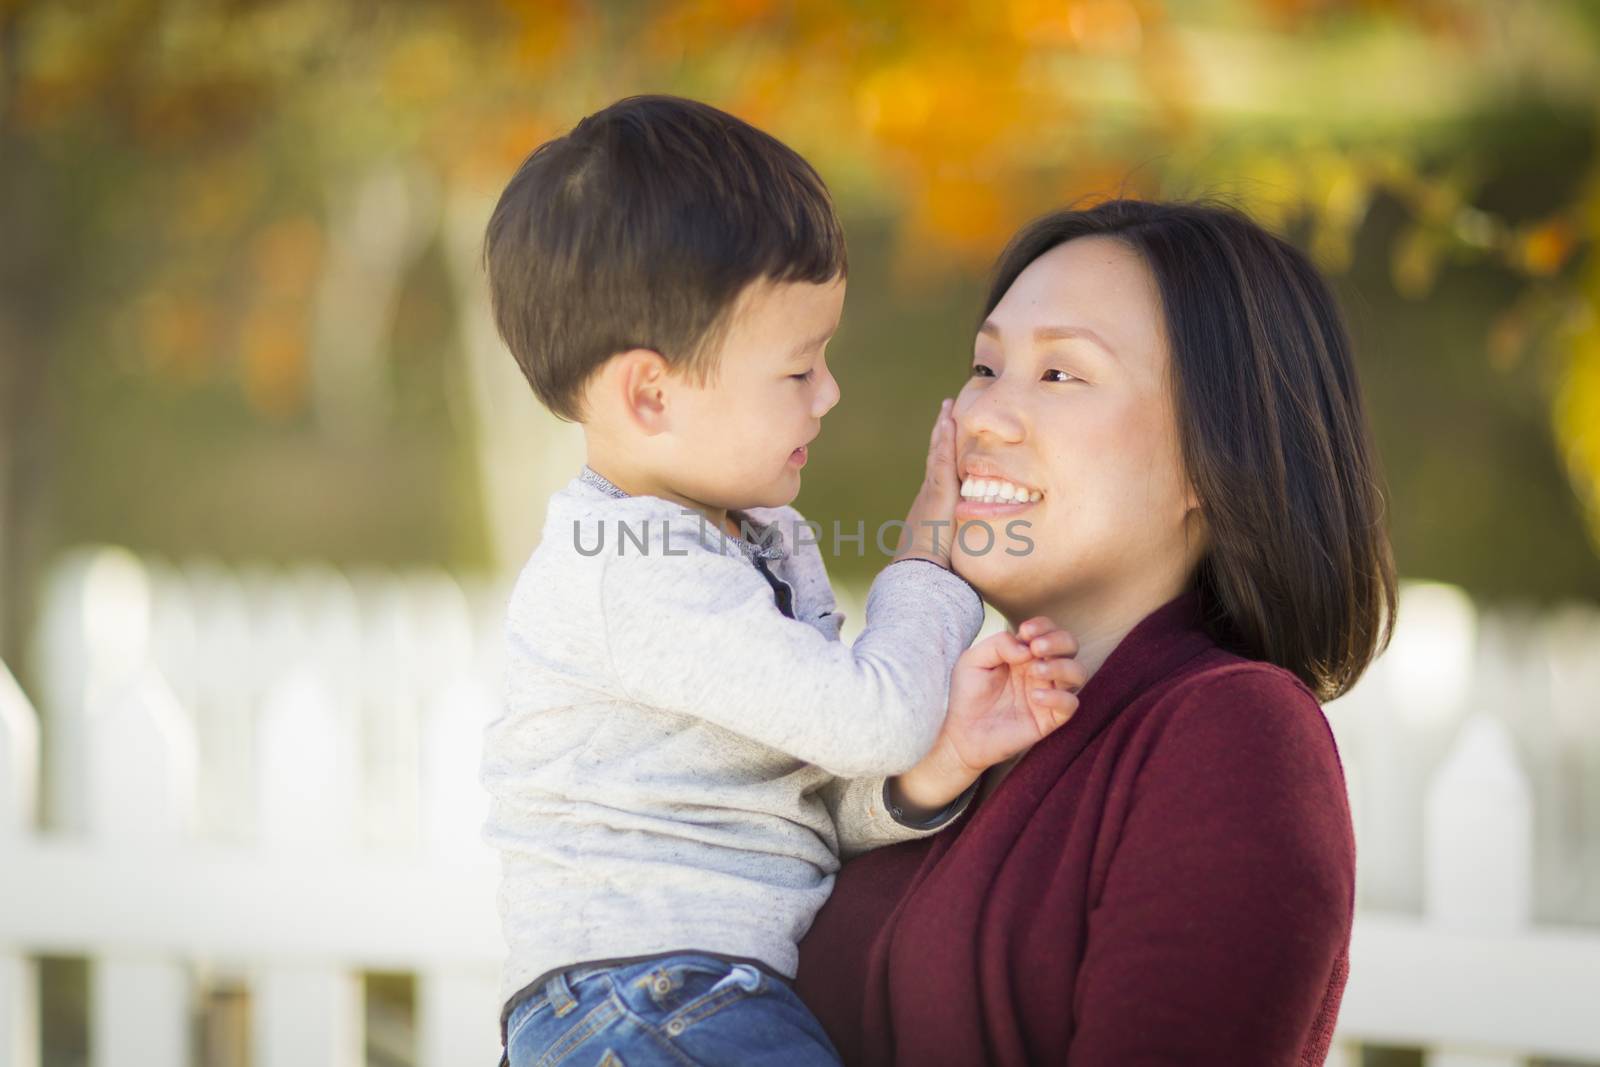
[{"left": 2, "top": 0, "right": 1599, "bottom": 674}]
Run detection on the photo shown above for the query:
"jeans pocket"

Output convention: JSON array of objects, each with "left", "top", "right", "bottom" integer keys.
[
  {"left": 519, "top": 998, "right": 625, "bottom": 1067},
  {"left": 625, "top": 958, "right": 748, "bottom": 1015},
  {"left": 507, "top": 973, "right": 624, "bottom": 1067},
  {"left": 654, "top": 963, "right": 766, "bottom": 1038},
  {"left": 505, "top": 996, "right": 549, "bottom": 1050},
  {"left": 704, "top": 964, "right": 763, "bottom": 999}
]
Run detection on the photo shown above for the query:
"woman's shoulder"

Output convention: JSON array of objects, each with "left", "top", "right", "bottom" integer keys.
[
  {"left": 1108, "top": 651, "right": 1354, "bottom": 878},
  {"left": 1139, "top": 651, "right": 1341, "bottom": 771},
  {"left": 1163, "top": 649, "right": 1324, "bottom": 708}
]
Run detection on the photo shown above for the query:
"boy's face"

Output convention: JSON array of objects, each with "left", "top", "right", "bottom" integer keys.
[{"left": 662, "top": 276, "right": 845, "bottom": 511}]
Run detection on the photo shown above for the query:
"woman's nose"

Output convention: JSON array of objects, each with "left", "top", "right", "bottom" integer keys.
[{"left": 956, "top": 384, "right": 1025, "bottom": 443}]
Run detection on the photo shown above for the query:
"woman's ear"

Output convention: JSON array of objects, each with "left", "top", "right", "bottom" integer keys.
[{"left": 1181, "top": 485, "right": 1209, "bottom": 555}]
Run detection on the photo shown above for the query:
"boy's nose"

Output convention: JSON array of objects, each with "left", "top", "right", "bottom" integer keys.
[{"left": 813, "top": 367, "right": 841, "bottom": 417}]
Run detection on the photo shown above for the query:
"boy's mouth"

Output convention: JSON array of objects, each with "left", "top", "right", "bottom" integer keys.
[{"left": 788, "top": 445, "right": 808, "bottom": 467}]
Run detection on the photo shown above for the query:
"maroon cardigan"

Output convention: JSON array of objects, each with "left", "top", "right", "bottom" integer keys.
[{"left": 795, "top": 590, "right": 1355, "bottom": 1066}]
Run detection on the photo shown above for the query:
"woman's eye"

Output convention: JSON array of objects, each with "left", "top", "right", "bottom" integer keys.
[
  {"left": 790, "top": 370, "right": 814, "bottom": 382},
  {"left": 1042, "top": 368, "right": 1078, "bottom": 383}
]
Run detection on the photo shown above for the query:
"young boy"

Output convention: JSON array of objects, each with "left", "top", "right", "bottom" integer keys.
[{"left": 479, "top": 95, "right": 1081, "bottom": 1067}]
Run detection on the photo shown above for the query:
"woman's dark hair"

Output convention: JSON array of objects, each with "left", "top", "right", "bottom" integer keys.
[
  {"left": 984, "top": 198, "right": 1397, "bottom": 701},
  {"left": 483, "top": 95, "right": 846, "bottom": 422}
]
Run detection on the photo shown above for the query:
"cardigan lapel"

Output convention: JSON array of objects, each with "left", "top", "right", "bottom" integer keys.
[
  {"left": 858, "top": 589, "right": 1220, "bottom": 1065},
  {"left": 937, "top": 587, "right": 1215, "bottom": 849}
]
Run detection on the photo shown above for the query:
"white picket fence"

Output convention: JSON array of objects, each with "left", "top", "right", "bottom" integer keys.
[
  {"left": 1323, "top": 583, "right": 1600, "bottom": 1067},
  {"left": 0, "top": 548, "right": 511, "bottom": 1067},
  {"left": 0, "top": 548, "right": 1598, "bottom": 1067}
]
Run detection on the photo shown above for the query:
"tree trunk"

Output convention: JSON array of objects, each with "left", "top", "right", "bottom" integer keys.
[
  {"left": 0, "top": 234, "right": 54, "bottom": 684},
  {"left": 0, "top": 6, "right": 58, "bottom": 682},
  {"left": 442, "top": 185, "right": 585, "bottom": 575}
]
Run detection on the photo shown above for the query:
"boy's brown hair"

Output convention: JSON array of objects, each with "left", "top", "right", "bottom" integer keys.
[{"left": 484, "top": 95, "right": 848, "bottom": 422}]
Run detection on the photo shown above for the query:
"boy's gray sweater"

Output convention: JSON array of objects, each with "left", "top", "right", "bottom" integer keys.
[{"left": 480, "top": 468, "right": 986, "bottom": 1024}]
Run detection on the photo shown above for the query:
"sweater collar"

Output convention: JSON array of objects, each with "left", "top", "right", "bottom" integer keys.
[
  {"left": 966, "top": 588, "right": 1216, "bottom": 822},
  {"left": 1072, "top": 588, "right": 1214, "bottom": 721},
  {"left": 577, "top": 464, "right": 630, "bottom": 500}
]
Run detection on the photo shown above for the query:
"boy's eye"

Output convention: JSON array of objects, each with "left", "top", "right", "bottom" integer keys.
[{"left": 970, "top": 363, "right": 995, "bottom": 377}]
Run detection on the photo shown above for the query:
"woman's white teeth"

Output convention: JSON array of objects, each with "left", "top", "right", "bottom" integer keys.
[{"left": 960, "top": 477, "right": 1043, "bottom": 504}]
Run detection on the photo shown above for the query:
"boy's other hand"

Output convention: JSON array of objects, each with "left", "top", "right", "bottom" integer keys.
[
  {"left": 937, "top": 616, "right": 1085, "bottom": 776},
  {"left": 894, "top": 398, "right": 960, "bottom": 568}
]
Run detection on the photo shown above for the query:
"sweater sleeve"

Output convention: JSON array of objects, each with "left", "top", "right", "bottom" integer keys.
[
  {"left": 779, "top": 529, "right": 980, "bottom": 858},
  {"left": 598, "top": 545, "right": 985, "bottom": 778},
  {"left": 819, "top": 773, "right": 979, "bottom": 861},
  {"left": 1068, "top": 666, "right": 1357, "bottom": 1065}
]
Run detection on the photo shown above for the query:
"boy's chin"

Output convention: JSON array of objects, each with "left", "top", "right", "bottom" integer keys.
[
  {"left": 752, "top": 484, "right": 800, "bottom": 510},
  {"left": 727, "top": 487, "right": 796, "bottom": 515},
  {"left": 751, "top": 469, "right": 802, "bottom": 507}
]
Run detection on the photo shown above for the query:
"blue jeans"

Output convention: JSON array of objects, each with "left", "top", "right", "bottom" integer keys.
[{"left": 503, "top": 952, "right": 844, "bottom": 1067}]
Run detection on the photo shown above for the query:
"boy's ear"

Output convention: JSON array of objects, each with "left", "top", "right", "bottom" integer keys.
[{"left": 613, "top": 348, "right": 672, "bottom": 435}]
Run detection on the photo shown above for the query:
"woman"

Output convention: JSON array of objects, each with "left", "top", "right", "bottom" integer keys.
[{"left": 794, "top": 199, "right": 1397, "bottom": 1065}]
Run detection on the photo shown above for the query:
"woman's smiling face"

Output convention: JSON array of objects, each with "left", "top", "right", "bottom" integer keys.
[{"left": 952, "top": 235, "right": 1205, "bottom": 622}]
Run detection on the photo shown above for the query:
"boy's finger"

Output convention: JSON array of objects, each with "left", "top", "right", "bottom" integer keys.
[
  {"left": 991, "top": 632, "right": 1033, "bottom": 666},
  {"left": 1028, "top": 657, "right": 1087, "bottom": 692},
  {"left": 964, "top": 631, "right": 1029, "bottom": 670},
  {"left": 960, "top": 636, "right": 1004, "bottom": 671},
  {"left": 1029, "top": 688, "right": 1080, "bottom": 720},
  {"left": 1014, "top": 616, "right": 1049, "bottom": 640},
  {"left": 925, "top": 400, "right": 958, "bottom": 487},
  {"left": 928, "top": 398, "right": 953, "bottom": 448},
  {"left": 1026, "top": 628, "right": 1078, "bottom": 659},
  {"left": 1015, "top": 616, "right": 1070, "bottom": 644}
]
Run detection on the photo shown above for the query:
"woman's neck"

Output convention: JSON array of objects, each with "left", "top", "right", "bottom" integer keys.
[
  {"left": 1013, "top": 575, "right": 1194, "bottom": 687},
  {"left": 977, "top": 572, "right": 1198, "bottom": 805}
]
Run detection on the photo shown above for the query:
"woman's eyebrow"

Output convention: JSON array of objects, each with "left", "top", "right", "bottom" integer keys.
[{"left": 979, "top": 320, "right": 1117, "bottom": 358}]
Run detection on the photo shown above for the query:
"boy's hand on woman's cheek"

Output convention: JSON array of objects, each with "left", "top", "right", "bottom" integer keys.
[{"left": 893, "top": 398, "right": 960, "bottom": 568}]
